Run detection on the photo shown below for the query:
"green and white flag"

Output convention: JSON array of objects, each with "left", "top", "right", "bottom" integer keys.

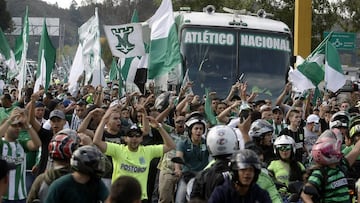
[
  {"left": 104, "top": 23, "right": 145, "bottom": 58},
  {"left": 78, "top": 8, "right": 101, "bottom": 84},
  {"left": 147, "top": 0, "right": 181, "bottom": 79},
  {"left": 0, "top": 27, "right": 16, "bottom": 75},
  {"left": 324, "top": 41, "right": 346, "bottom": 92},
  {"left": 15, "top": 7, "right": 29, "bottom": 98},
  {"left": 34, "top": 19, "right": 56, "bottom": 93},
  {"left": 289, "top": 33, "right": 345, "bottom": 93}
]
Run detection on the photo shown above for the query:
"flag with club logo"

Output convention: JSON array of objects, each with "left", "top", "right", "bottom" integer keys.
[
  {"left": 104, "top": 23, "right": 145, "bottom": 58},
  {"left": 34, "top": 19, "right": 56, "bottom": 93},
  {"left": 0, "top": 27, "right": 16, "bottom": 75},
  {"left": 15, "top": 7, "right": 29, "bottom": 98},
  {"left": 120, "top": 9, "right": 141, "bottom": 83},
  {"left": 78, "top": 8, "right": 101, "bottom": 84},
  {"left": 288, "top": 32, "right": 345, "bottom": 93},
  {"left": 147, "top": 0, "right": 181, "bottom": 79}
]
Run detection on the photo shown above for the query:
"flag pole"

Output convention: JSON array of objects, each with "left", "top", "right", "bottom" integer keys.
[{"left": 306, "top": 31, "right": 333, "bottom": 60}]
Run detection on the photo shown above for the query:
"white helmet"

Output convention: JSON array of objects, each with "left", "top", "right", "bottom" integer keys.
[
  {"left": 273, "top": 135, "right": 296, "bottom": 155},
  {"left": 329, "top": 111, "right": 350, "bottom": 129},
  {"left": 185, "top": 111, "right": 207, "bottom": 136},
  {"left": 206, "top": 125, "right": 239, "bottom": 157}
]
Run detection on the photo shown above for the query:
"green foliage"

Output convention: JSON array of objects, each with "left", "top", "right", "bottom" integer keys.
[{"left": 336, "top": 0, "right": 360, "bottom": 32}]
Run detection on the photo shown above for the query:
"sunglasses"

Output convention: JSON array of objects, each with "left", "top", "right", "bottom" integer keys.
[
  {"left": 127, "top": 133, "right": 142, "bottom": 138},
  {"left": 277, "top": 145, "right": 292, "bottom": 151},
  {"left": 175, "top": 120, "right": 185, "bottom": 124}
]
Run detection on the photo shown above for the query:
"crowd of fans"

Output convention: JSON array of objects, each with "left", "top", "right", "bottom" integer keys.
[{"left": 1, "top": 78, "right": 360, "bottom": 203}]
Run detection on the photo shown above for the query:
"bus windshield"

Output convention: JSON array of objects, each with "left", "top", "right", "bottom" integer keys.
[{"left": 181, "top": 27, "right": 292, "bottom": 100}]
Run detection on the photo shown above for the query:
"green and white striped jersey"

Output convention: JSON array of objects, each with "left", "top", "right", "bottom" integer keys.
[{"left": 1, "top": 138, "right": 30, "bottom": 200}]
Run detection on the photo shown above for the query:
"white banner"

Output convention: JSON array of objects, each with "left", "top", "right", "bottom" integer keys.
[{"left": 104, "top": 23, "right": 145, "bottom": 59}]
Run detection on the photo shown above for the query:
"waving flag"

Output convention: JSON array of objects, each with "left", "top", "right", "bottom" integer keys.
[
  {"left": 0, "top": 28, "right": 16, "bottom": 76},
  {"left": 324, "top": 42, "right": 346, "bottom": 92},
  {"left": 78, "top": 8, "right": 101, "bottom": 84},
  {"left": 289, "top": 33, "right": 345, "bottom": 93},
  {"left": 16, "top": 7, "right": 29, "bottom": 98},
  {"left": 147, "top": 0, "right": 181, "bottom": 79},
  {"left": 34, "top": 19, "right": 56, "bottom": 92},
  {"left": 104, "top": 23, "right": 145, "bottom": 58},
  {"left": 68, "top": 44, "right": 85, "bottom": 97}
]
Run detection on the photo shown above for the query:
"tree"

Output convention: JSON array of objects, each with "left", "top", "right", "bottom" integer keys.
[
  {"left": 311, "top": 0, "right": 337, "bottom": 49},
  {"left": 336, "top": 0, "right": 360, "bottom": 32},
  {"left": 0, "top": 0, "right": 12, "bottom": 31}
]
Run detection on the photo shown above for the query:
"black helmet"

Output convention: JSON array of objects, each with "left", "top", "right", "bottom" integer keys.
[
  {"left": 230, "top": 149, "right": 261, "bottom": 184},
  {"left": 70, "top": 145, "right": 106, "bottom": 178}
]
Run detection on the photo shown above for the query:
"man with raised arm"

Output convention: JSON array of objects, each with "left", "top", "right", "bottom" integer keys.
[{"left": 93, "top": 106, "right": 175, "bottom": 203}]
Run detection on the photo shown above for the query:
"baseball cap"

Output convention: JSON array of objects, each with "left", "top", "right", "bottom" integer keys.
[
  {"left": 49, "top": 110, "right": 65, "bottom": 120},
  {"left": 306, "top": 114, "right": 320, "bottom": 124},
  {"left": 126, "top": 124, "right": 142, "bottom": 137},
  {"left": 0, "top": 159, "right": 16, "bottom": 180},
  {"left": 35, "top": 101, "right": 45, "bottom": 108},
  {"left": 272, "top": 106, "right": 283, "bottom": 113}
]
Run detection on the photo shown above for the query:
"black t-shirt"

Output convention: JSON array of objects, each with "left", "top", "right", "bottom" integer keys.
[
  {"left": 35, "top": 127, "right": 53, "bottom": 176},
  {"left": 319, "top": 118, "right": 329, "bottom": 132},
  {"left": 102, "top": 130, "right": 124, "bottom": 178}
]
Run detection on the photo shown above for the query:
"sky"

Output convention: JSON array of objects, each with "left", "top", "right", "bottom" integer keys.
[{"left": 41, "top": 0, "right": 80, "bottom": 9}]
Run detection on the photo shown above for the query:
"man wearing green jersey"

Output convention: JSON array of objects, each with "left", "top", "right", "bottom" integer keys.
[{"left": 0, "top": 107, "right": 41, "bottom": 203}]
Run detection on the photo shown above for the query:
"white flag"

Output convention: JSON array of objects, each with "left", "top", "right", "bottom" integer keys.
[
  {"left": 68, "top": 44, "right": 85, "bottom": 97},
  {"left": 16, "top": 7, "right": 29, "bottom": 99},
  {"left": 104, "top": 23, "right": 145, "bottom": 59},
  {"left": 78, "top": 8, "right": 101, "bottom": 84}
]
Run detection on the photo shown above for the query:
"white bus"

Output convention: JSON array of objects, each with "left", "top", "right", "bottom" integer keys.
[{"left": 175, "top": 5, "right": 293, "bottom": 99}]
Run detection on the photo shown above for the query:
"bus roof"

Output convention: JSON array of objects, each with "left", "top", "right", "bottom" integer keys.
[{"left": 175, "top": 10, "right": 291, "bottom": 34}]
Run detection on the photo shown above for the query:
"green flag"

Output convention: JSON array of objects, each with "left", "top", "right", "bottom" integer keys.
[
  {"left": 289, "top": 32, "right": 346, "bottom": 93},
  {"left": 34, "top": 19, "right": 56, "bottom": 92},
  {"left": 147, "top": 0, "right": 181, "bottom": 79},
  {"left": 110, "top": 58, "right": 120, "bottom": 81},
  {"left": 0, "top": 27, "right": 16, "bottom": 75},
  {"left": 205, "top": 88, "right": 217, "bottom": 125},
  {"left": 110, "top": 58, "right": 124, "bottom": 97}
]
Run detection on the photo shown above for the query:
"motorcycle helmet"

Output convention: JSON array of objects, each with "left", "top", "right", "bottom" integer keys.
[
  {"left": 71, "top": 145, "right": 106, "bottom": 178},
  {"left": 249, "top": 119, "right": 273, "bottom": 139},
  {"left": 273, "top": 135, "right": 296, "bottom": 157},
  {"left": 49, "top": 129, "right": 80, "bottom": 161},
  {"left": 311, "top": 130, "right": 342, "bottom": 165},
  {"left": 230, "top": 149, "right": 261, "bottom": 184},
  {"left": 329, "top": 111, "right": 350, "bottom": 129},
  {"left": 206, "top": 125, "right": 239, "bottom": 157}
]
